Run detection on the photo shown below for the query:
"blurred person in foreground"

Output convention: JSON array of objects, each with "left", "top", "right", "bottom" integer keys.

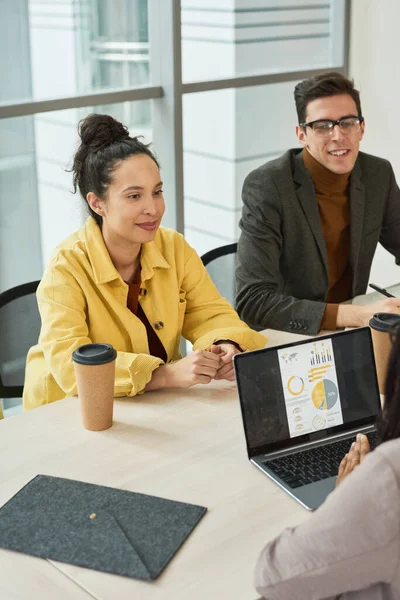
[{"left": 255, "top": 324, "right": 400, "bottom": 600}]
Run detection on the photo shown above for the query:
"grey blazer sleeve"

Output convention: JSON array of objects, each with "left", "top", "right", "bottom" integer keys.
[
  {"left": 236, "top": 168, "right": 325, "bottom": 334},
  {"left": 254, "top": 448, "right": 400, "bottom": 600},
  {"left": 379, "top": 163, "right": 400, "bottom": 263}
]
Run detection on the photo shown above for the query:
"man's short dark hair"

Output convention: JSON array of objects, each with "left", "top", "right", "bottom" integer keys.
[{"left": 294, "top": 72, "right": 362, "bottom": 124}]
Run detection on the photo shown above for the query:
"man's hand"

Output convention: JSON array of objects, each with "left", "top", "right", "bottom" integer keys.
[
  {"left": 337, "top": 297, "right": 400, "bottom": 328},
  {"left": 145, "top": 350, "right": 221, "bottom": 390},
  {"left": 336, "top": 433, "right": 371, "bottom": 486},
  {"left": 210, "top": 342, "right": 242, "bottom": 382}
]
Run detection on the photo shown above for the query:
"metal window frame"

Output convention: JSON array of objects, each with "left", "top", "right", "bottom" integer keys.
[{"left": 0, "top": 0, "right": 351, "bottom": 233}]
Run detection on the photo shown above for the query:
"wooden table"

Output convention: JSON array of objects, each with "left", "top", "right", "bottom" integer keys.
[
  {"left": 2, "top": 283, "right": 396, "bottom": 600},
  {"left": 0, "top": 329, "right": 313, "bottom": 600}
]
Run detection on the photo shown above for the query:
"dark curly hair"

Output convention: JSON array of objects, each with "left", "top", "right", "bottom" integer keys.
[{"left": 69, "top": 113, "right": 159, "bottom": 226}]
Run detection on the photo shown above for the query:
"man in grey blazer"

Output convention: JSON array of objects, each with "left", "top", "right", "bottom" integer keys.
[{"left": 236, "top": 72, "right": 400, "bottom": 335}]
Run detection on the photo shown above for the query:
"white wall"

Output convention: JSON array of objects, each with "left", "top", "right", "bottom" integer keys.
[{"left": 350, "top": 0, "right": 400, "bottom": 288}]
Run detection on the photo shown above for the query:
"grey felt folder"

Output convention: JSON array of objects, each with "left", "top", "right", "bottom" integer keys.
[{"left": 0, "top": 474, "right": 206, "bottom": 580}]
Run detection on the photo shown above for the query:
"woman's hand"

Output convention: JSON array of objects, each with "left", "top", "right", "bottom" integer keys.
[
  {"left": 336, "top": 433, "right": 371, "bottom": 487},
  {"left": 145, "top": 349, "right": 222, "bottom": 390},
  {"left": 210, "top": 342, "right": 242, "bottom": 382}
]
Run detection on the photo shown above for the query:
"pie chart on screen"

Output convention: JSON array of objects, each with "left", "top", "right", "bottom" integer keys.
[
  {"left": 312, "top": 379, "right": 338, "bottom": 410},
  {"left": 287, "top": 376, "right": 304, "bottom": 396}
]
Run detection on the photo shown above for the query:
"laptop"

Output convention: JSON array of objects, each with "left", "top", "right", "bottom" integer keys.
[{"left": 233, "top": 327, "right": 382, "bottom": 510}]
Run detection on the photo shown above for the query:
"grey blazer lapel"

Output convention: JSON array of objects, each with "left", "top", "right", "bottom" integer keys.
[
  {"left": 348, "top": 159, "right": 365, "bottom": 292},
  {"left": 293, "top": 152, "right": 329, "bottom": 282}
]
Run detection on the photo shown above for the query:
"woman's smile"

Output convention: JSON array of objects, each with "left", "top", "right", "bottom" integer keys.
[{"left": 136, "top": 221, "right": 158, "bottom": 231}]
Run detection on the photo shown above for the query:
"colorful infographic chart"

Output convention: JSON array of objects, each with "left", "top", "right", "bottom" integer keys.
[
  {"left": 312, "top": 379, "right": 339, "bottom": 410},
  {"left": 278, "top": 339, "right": 343, "bottom": 438}
]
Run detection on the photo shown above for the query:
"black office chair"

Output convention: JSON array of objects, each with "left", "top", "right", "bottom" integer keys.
[
  {"left": 0, "top": 280, "right": 41, "bottom": 399},
  {"left": 201, "top": 242, "right": 238, "bottom": 306}
]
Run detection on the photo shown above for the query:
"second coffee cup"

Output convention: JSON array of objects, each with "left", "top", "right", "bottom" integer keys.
[
  {"left": 72, "top": 343, "right": 117, "bottom": 431},
  {"left": 369, "top": 313, "right": 400, "bottom": 394}
]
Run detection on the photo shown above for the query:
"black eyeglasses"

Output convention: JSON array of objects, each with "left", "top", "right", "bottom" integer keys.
[{"left": 300, "top": 115, "right": 364, "bottom": 138}]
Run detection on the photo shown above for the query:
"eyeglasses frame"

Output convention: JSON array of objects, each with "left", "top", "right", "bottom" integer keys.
[{"left": 299, "top": 115, "right": 365, "bottom": 135}]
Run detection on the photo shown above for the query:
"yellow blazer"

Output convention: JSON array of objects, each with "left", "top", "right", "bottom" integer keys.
[{"left": 24, "top": 218, "right": 266, "bottom": 409}]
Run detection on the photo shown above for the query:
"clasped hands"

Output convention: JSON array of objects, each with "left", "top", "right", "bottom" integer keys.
[
  {"left": 210, "top": 342, "right": 241, "bottom": 381},
  {"left": 177, "top": 342, "right": 241, "bottom": 386},
  {"left": 146, "top": 342, "right": 241, "bottom": 391}
]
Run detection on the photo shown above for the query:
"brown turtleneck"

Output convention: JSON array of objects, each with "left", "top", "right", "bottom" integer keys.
[{"left": 303, "top": 149, "right": 353, "bottom": 330}]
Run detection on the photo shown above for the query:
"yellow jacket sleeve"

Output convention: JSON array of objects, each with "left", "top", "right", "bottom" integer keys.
[
  {"left": 37, "top": 258, "right": 164, "bottom": 398},
  {"left": 181, "top": 242, "right": 266, "bottom": 351}
]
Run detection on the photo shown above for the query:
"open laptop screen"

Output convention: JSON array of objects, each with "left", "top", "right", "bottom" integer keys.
[{"left": 234, "top": 328, "right": 381, "bottom": 458}]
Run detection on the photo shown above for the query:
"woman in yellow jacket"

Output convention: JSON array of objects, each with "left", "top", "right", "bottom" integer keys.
[{"left": 23, "top": 114, "right": 266, "bottom": 409}]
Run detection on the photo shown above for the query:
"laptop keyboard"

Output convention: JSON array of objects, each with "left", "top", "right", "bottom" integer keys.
[{"left": 263, "top": 431, "right": 378, "bottom": 489}]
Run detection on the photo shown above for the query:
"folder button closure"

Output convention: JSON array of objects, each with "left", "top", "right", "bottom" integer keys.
[
  {"left": 154, "top": 321, "right": 164, "bottom": 330},
  {"left": 139, "top": 288, "right": 147, "bottom": 296}
]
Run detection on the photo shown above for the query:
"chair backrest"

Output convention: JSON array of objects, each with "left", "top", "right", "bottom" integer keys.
[
  {"left": 201, "top": 243, "right": 238, "bottom": 306},
  {"left": 0, "top": 281, "right": 41, "bottom": 398}
]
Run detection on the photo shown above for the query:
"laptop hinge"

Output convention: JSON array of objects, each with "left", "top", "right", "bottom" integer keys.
[{"left": 258, "top": 424, "right": 376, "bottom": 460}]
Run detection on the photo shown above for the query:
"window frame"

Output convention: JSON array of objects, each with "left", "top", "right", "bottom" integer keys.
[{"left": 0, "top": 0, "right": 351, "bottom": 232}]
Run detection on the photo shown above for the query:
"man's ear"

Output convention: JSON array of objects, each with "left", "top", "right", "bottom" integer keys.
[
  {"left": 296, "top": 124, "right": 307, "bottom": 148},
  {"left": 359, "top": 118, "right": 365, "bottom": 141},
  {"left": 86, "top": 192, "right": 104, "bottom": 216}
]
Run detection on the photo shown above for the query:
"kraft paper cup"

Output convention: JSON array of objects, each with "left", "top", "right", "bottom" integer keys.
[
  {"left": 72, "top": 343, "right": 117, "bottom": 431},
  {"left": 369, "top": 313, "right": 400, "bottom": 394}
]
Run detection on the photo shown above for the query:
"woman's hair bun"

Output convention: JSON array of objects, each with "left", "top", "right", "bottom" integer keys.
[{"left": 78, "top": 113, "right": 130, "bottom": 152}]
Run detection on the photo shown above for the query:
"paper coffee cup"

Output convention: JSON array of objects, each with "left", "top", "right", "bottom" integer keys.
[
  {"left": 72, "top": 343, "right": 117, "bottom": 431},
  {"left": 369, "top": 313, "right": 400, "bottom": 394}
]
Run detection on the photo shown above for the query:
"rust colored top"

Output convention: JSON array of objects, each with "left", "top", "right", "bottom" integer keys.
[
  {"left": 303, "top": 149, "right": 352, "bottom": 330},
  {"left": 126, "top": 267, "right": 167, "bottom": 363}
]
